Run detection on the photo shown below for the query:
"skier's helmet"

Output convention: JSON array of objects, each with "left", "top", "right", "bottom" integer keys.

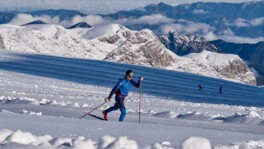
[{"left": 126, "top": 70, "right": 134, "bottom": 77}]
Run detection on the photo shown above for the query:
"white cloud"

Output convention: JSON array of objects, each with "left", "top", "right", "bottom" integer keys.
[
  {"left": 9, "top": 14, "right": 35, "bottom": 25},
  {"left": 9, "top": 14, "right": 60, "bottom": 25},
  {"left": 204, "top": 31, "right": 217, "bottom": 41},
  {"left": 121, "top": 14, "right": 174, "bottom": 25},
  {"left": 62, "top": 15, "right": 106, "bottom": 26},
  {"left": 160, "top": 21, "right": 264, "bottom": 44},
  {"left": 9, "top": 13, "right": 105, "bottom": 27},
  {"left": 160, "top": 21, "right": 215, "bottom": 35},
  {"left": 192, "top": 9, "right": 207, "bottom": 14},
  {"left": 204, "top": 27, "right": 264, "bottom": 44},
  {"left": 227, "top": 17, "right": 264, "bottom": 28},
  {"left": 250, "top": 17, "right": 264, "bottom": 26},
  {"left": 218, "top": 28, "right": 235, "bottom": 36},
  {"left": 8, "top": 13, "right": 173, "bottom": 27},
  {"left": 233, "top": 18, "right": 249, "bottom": 27},
  {"left": 216, "top": 35, "right": 264, "bottom": 44}
]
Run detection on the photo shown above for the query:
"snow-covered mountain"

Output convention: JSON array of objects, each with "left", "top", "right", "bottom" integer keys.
[
  {"left": 211, "top": 39, "right": 264, "bottom": 86},
  {"left": 104, "top": 29, "right": 179, "bottom": 68},
  {"left": 160, "top": 32, "right": 218, "bottom": 56},
  {"left": 22, "top": 20, "right": 46, "bottom": 26},
  {"left": 67, "top": 22, "right": 92, "bottom": 29},
  {"left": 0, "top": 24, "right": 113, "bottom": 60},
  {"left": 0, "top": 23, "right": 256, "bottom": 85},
  {"left": 183, "top": 51, "right": 255, "bottom": 85}
]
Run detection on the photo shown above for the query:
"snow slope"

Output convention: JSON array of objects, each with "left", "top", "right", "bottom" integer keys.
[
  {"left": 0, "top": 50, "right": 262, "bottom": 106},
  {"left": 0, "top": 50, "right": 264, "bottom": 149},
  {"left": 0, "top": 23, "right": 256, "bottom": 85}
]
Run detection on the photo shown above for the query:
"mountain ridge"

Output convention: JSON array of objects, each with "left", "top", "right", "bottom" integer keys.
[{"left": 0, "top": 23, "right": 256, "bottom": 85}]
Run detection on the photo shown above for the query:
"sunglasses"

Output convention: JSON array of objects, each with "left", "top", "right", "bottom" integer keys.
[{"left": 127, "top": 75, "right": 133, "bottom": 78}]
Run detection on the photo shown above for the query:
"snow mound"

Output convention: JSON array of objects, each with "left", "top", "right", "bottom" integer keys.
[
  {"left": 0, "top": 129, "right": 138, "bottom": 149},
  {"left": 153, "top": 111, "right": 178, "bottom": 118},
  {"left": 0, "top": 129, "right": 13, "bottom": 143},
  {"left": 0, "top": 96, "right": 36, "bottom": 104},
  {"left": 0, "top": 96, "right": 83, "bottom": 108},
  {"left": 215, "top": 139, "right": 264, "bottom": 149},
  {"left": 213, "top": 111, "right": 264, "bottom": 125},
  {"left": 177, "top": 111, "right": 210, "bottom": 121},
  {"left": 22, "top": 109, "right": 42, "bottom": 116},
  {"left": 181, "top": 136, "right": 211, "bottom": 149},
  {"left": 101, "top": 136, "right": 138, "bottom": 149},
  {"left": 1, "top": 129, "right": 177, "bottom": 149},
  {"left": 5, "top": 130, "right": 52, "bottom": 146},
  {"left": 184, "top": 50, "right": 234, "bottom": 67}
]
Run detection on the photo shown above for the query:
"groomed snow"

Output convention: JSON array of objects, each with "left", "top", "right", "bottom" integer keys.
[{"left": 0, "top": 51, "right": 264, "bottom": 148}]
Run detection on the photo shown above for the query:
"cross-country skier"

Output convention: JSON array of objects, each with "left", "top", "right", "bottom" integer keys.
[
  {"left": 198, "top": 84, "right": 202, "bottom": 91},
  {"left": 103, "top": 70, "right": 143, "bottom": 122}
]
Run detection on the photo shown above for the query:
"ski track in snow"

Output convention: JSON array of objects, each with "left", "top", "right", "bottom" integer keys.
[{"left": 0, "top": 50, "right": 264, "bottom": 148}]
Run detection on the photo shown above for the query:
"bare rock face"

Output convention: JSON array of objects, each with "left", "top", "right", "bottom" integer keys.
[
  {"left": 104, "top": 29, "right": 179, "bottom": 68},
  {"left": 0, "top": 35, "right": 5, "bottom": 49},
  {"left": 183, "top": 51, "right": 256, "bottom": 85},
  {"left": 160, "top": 32, "right": 218, "bottom": 56},
  {"left": 218, "top": 56, "right": 256, "bottom": 85}
]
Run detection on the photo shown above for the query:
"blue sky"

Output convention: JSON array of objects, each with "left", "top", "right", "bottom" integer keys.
[{"left": 0, "top": 0, "right": 263, "bottom": 14}]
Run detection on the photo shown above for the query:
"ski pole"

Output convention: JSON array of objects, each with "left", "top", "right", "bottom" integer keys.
[
  {"left": 80, "top": 101, "right": 106, "bottom": 119},
  {"left": 139, "top": 85, "right": 142, "bottom": 123},
  {"left": 139, "top": 76, "right": 143, "bottom": 123}
]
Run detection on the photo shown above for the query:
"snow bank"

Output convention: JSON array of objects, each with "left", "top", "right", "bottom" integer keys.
[
  {"left": 0, "top": 96, "right": 89, "bottom": 108},
  {"left": 213, "top": 111, "right": 264, "bottom": 125},
  {"left": 177, "top": 111, "right": 210, "bottom": 121},
  {"left": 0, "top": 129, "right": 138, "bottom": 149},
  {"left": 151, "top": 109, "right": 264, "bottom": 125},
  {"left": 22, "top": 109, "right": 42, "bottom": 116},
  {"left": 0, "top": 129, "right": 215, "bottom": 149},
  {"left": 215, "top": 140, "right": 264, "bottom": 149},
  {"left": 2, "top": 95, "right": 264, "bottom": 126},
  {"left": 153, "top": 111, "right": 178, "bottom": 118},
  {"left": 181, "top": 136, "right": 211, "bottom": 149}
]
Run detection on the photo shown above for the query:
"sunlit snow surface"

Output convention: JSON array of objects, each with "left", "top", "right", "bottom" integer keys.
[{"left": 0, "top": 50, "right": 264, "bottom": 149}]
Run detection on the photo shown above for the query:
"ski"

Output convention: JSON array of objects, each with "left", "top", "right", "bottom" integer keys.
[
  {"left": 87, "top": 114, "right": 106, "bottom": 121},
  {"left": 79, "top": 102, "right": 106, "bottom": 119}
]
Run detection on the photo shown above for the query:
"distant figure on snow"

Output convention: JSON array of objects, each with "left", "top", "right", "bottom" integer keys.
[
  {"left": 103, "top": 70, "right": 143, "bottom": 122},
  {"left": 198, "top": 84, "right": 202, "bottom": 91},
  {"left": 219, "top": 86, "right": 222, "bottom": 94}
]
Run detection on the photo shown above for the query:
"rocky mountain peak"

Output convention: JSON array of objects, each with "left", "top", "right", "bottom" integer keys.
[
  {"left": 67, "top": 22, "right": 92, "bottom": 29},
  {"left": 22, "top": 20, "right": 46, "bottom": 26},
  {"left": 104, "top": 29, "right": 178, "bottom": 67},
  {"left": 160, "top": 32, "right": 218, "bottom": 56}
]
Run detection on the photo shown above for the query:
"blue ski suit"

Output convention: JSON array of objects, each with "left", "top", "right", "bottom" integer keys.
[{"left": 105, "top": 77, "right": 141, "bottom": 121}]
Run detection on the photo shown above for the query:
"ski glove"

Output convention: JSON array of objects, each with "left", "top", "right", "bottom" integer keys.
[
  {"left": 139, "top": 76, "right": 143, "bottom": 81},
  {"left": 104, "top": 97, "right": 111, "bottom": 102}
]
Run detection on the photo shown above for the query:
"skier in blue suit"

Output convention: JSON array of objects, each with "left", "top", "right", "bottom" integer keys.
[{"left": 103, "top": 70, "right": 143, "bottom": 122}]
